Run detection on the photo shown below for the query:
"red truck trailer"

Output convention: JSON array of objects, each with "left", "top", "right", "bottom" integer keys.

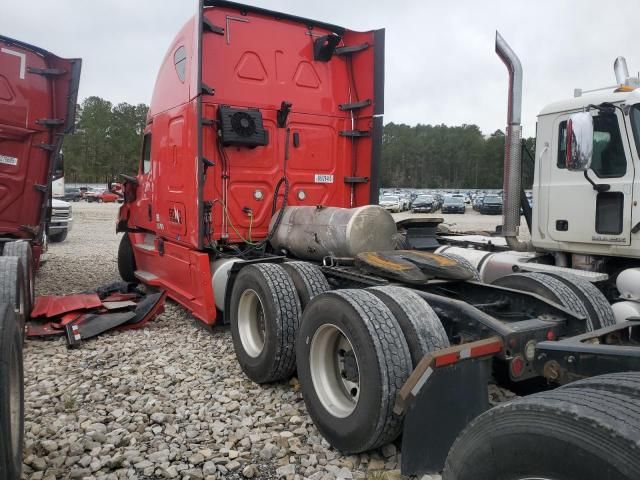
[
  {"left": 116, "top": 2, "right": 640, "bottom": 478},
  {"left": 0, "top": 35, "right": 80, "bottom": 479}
]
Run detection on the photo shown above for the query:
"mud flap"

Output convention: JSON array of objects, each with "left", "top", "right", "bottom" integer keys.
[
  {"left": 400, "top": 358, "right": 492, "bottom": 475},
  {"left": 394, "top": 337, "right": 502, "bottom": 476}
]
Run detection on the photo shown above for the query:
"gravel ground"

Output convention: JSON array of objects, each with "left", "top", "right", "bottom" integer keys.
[{"left": 22, "top": 202, "right": 444, "bottom": 480}]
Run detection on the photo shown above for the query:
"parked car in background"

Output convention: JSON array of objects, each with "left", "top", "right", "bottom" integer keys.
[
  {"left": 63, "top": 187, "right": 82, "bottom": 202},
  {"left": 379, "top": 195, "right": 403, "bottom": 213},
  {"left": 480, "top": 194, "right": 503, "bottom": 215},
  {"left": 441, "top": 195, "right": 466, "bottom": 213},
  {"left": 49, "top": 198, "right": 73, "bottom": 242},
  {"left": 411, "top": 194, "right": 437, "bottom": 213},
  {"left": 473, "top": 194, "right": 485, "bottom": 211},
  {"left": 87, "top": 190, "right": 120, "bottom": 203}
]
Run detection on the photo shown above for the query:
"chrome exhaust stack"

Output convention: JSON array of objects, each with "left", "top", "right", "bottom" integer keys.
[
  {"left": 495, "top": 31, "right": 531, "bottom": 252},
  {"left": 614, "top": 56, "right": 629, "bottom": 85}
]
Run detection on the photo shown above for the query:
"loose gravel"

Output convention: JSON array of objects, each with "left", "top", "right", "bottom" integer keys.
[{"left": 23, "top": 202, "right": 440, "bottom": 480}]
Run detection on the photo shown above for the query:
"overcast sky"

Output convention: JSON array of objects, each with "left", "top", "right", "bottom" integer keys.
[{"left": 3, "top": 1, "right": 637, "bottom": 136}]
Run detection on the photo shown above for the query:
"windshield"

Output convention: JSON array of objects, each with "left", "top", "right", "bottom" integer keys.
[
  {"left": 445, "top": 197, "right": 463, "bottom": 204},
  {"left": 484, "top": 195, "right": 502, "bottom": 204},
  {"left": 382, "top": 196, "right": 399, "bottom": 201},
  {"left": 416, "top": 195, "right": 433, "bottom": 202}
]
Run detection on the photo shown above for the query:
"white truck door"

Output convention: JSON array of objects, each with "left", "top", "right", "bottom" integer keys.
[{"left": 547, "top": 109, "right": 634, "bottom": 246}]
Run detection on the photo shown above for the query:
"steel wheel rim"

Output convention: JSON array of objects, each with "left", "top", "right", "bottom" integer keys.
[
  {"left": 9, "top": 337, "right": 20, "bottom": 461},
  {"left": 309, "top": 324, "right": 360, "bottom": 418},
  {"left": 237, "top": 289, "right": 266, "bottom": 358}
]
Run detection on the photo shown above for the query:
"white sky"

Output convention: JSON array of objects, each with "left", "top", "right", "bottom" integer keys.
[{"left": 3, "top": 0, "right": 638, "bottom": 137}]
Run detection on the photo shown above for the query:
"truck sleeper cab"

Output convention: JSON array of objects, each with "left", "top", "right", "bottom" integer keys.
[{"left": 118, "top": 0, "right": 384, "bottom": 324}]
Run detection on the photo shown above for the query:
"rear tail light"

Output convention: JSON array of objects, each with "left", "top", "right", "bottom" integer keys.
[{"left": 510, "top": 355, "right": 525, "bottom": 378}]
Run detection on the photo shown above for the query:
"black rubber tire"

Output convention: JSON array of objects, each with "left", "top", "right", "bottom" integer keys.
[
  {"left": 560, "top": 371, "right": 640, "bottom": 398},
  {"left": 230, "top": 263, "right": 302, "bottom": 384},
  {"left": 48, "top": 230, "right": 68, "bottom": 243},
  {"left": 117, "top": 234, "right": 137, "bottom": 283},
  {"left": 493, "top": 272, "right": 596, "bottom": 331},
  {"left": 282, "top": 261, "right": 330, "bottom": 311},
  {"left": 437, "top": 252, "right": 481, "bottom": 281},
  {"left": 368, "top": 285, "right": 449, "bottom": 367},
  {"left": 296, "top": 289, "right": 412, "bottom": 453},
  {"left": 97, "top": 198, "right": 104, "bottom": 203},
  {"left": 0, "top": 257, "right": 27, "bottom": 334},
  {"left": 0, "top": 304, "right": 24, "bottom": 480},
  {"left": 2, "top": 241, "right": 33, "bottom": 319},
  {"left": 545, "top": 272, "right": 616, "bottom": 328},
  {"left": 443, "top": 385, "right": 640, "bottom": 480}
]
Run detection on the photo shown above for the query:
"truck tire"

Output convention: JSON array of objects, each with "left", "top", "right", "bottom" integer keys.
[
  {"left": 443, "top": 385, "right": 640, "bottom": 480},
  {"left": 48, "top": 230, "right": 68, "bottom": 243},
  {"left": 282, "top": 261, "right": 330, "bottom": 310},
  {"left": 492, "top": 272, "right": 597, "bottom": 330},
  {"left": 117, "top": 234, "right": 137, "bottom": 283},
  {"left": 0, "top": 304, "right": 24, "bottom": 480},
  {"left": 296, "top": 289, "right": 412, "bottom": 453},
  {"left": 545, "top": 272, "right": 616, "bottom": 328},
  {"left": 368, "top": 286, "right": 449, "bottom": 367},
  {"left": 0, "top": 257, "right": 27, "bottom": 334},
  {"left": 2, "top": 241, "right": 33, "bottom": 318},
  {"left": 560, "top": 371, "right": 640, "bottom": 398},
  {"left": 230, "top": 263, "right": 301, "bottom": 383},
  {"left": 437, "top": 252, "right": 481, "bottom": 281}
]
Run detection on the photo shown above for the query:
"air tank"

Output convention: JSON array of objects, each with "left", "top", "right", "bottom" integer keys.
[{"left": 269, "top": 205, "right": 397, "bottom": 261}]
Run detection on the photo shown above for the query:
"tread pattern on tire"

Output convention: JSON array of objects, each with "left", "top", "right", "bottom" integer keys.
[
  {"left": 444, "top": 385, "right": 640, "bottom": 480},
  {"left": 330, "top": 289, "right": 412, "bottom": 451},
  {"left": 438, "top": 252, "right": 481, "bottom": 281},
  {"left": 560, "top": 371, "right": 640, "bottom": 399},
  {"left": 2, "top": 241, "right": 33, "bottom": 314},
  {"left": 368, "top": 285, "right": 449, "bottom": 366},
  {"left": 282, "top": 261, "right": 330, "bottom": 309},
  {"left": 249, "top": 263, "right": 301, "bottom": 381},
  {"left": 546, "top": 272, "right": 616, "bottom": 328},
  {"left": 117, "top": 234, "right": 137, "bottom": 283},
  {"left": 494, "top": 272, "right": 594, "bottom": 330},
  {"left": 0, "top": 303, "right": 23, "bottom": 480},
  {"left": 0, "top": 257, "right": 22, "bottom": 314}
]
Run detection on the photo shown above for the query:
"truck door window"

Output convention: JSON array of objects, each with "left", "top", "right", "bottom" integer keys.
[
  {"left": 141, "top": 134, "right": 152, "bottom": 174},
  {"left": 557, "top": 114, "right": 626, "bottom": 178}
]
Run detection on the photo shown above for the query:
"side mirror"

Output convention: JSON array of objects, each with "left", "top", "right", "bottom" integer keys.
[{"left": 566, "top": 112, "right": 593, "bottom": 171}]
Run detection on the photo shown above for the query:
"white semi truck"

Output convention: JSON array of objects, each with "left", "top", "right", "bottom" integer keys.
[{"left": 439, "top": 33, "right": 640, "bottom": 323}]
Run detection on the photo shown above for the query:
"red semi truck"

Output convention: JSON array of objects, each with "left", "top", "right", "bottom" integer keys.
[
  {"left": 116, "top": 2, "right": 640, "bottom": 478},
  {"left": 0, "top": 36, "right": 80, "bottom": 479}
]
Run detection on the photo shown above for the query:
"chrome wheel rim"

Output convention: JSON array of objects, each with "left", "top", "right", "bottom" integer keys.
[
  {"left": 309, "top": 324, "right": 360, "bottom": 418},
  {"left": 237, "top": 289, "right": 266, "bottom": 358}
]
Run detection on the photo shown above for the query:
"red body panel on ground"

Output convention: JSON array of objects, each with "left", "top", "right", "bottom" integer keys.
[{"left": 119, "top": 1, "right": 383, "bottom": 324}]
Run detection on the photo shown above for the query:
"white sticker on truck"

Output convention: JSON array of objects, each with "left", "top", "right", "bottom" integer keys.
[
  {"left": 314, "top": 174, "right": 334, "bottom": 183},
  {"left": 0, "top": 154, "right": 18, "bottom": 166}
]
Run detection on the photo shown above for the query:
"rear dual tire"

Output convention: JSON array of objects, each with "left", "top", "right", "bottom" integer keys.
[
  {"left": 229, "top": 263, "right": 301, "bottom": 384},
  {"left": 0, "top": 304, "right": 24, "bottom": 480},
  {"left": 444, "top": 372, "right": 640, "bottom": 480},
  {"left": 0, "top": 257, "right": 28, "bottom": 336},
  {"left": 296, "top": 289, "right": 412, "bottom": 453},
  {"left": 2, "top": 241, "right": 33, "bottom": 320},
  {"left": 493, "top": 272, "right": 614, "bottom": 331}
]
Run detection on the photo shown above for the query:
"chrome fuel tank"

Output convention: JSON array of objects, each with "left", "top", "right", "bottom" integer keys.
[{"left": 269, "top": 205, "right": 397, "bottom": 261}]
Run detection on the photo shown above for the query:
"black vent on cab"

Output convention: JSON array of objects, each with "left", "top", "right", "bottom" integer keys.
[{"left": 218, "top": 106, "right": 268, "bottom": 147}]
